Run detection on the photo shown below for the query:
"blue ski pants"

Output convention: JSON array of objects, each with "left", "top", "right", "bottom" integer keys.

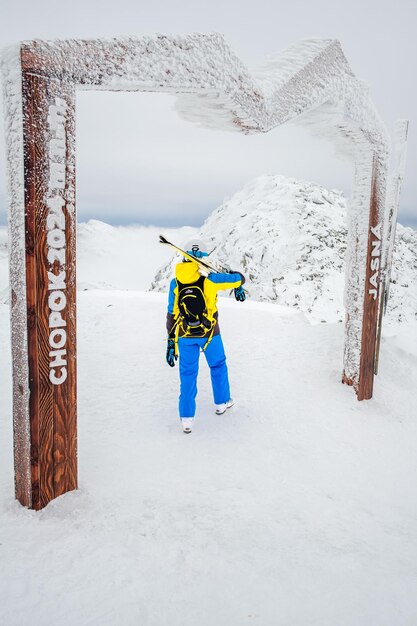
[{"left": 178, "top": 334, "right": 231, "bottom": 418}]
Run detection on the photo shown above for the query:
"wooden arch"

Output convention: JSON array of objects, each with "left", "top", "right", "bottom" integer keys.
[{"left": 1, "top": 34, "right": 407, "bottom": 509}]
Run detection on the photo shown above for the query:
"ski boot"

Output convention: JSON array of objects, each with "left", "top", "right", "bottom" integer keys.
[
  {"left": 215, "top": 398, "right": 234, "bottom": 415},
  {"left": 181, "top": 418, "right": 194, "bottom": 434}
]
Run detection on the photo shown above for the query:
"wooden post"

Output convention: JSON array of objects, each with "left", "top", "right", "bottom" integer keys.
[
  {"left": 375, "top": 119, "right": 409, "bottom": 375},
  {"left": 357, "top": 157, "right": 382, "bottom": 400},
  {"left": 19, "top": 67, "right": 77, "bottom": 509}
]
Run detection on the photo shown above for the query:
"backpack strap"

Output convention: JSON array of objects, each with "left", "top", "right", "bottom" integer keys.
[{"left": 202, "top": 323, "right": 216, "bottom": 351}]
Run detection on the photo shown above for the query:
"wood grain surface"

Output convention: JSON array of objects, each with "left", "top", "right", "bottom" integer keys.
[
  {"left": 20, "top": 67, "right": 77, "bottom": 510},
  {"left": 357, "top": 158, "right": 381, "bottom": 401}
]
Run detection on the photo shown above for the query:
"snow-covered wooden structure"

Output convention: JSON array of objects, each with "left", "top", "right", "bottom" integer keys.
[{"left": 1, "top": 34, "right": 408, "bottom": 509}]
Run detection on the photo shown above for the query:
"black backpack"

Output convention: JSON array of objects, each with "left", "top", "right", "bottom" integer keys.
[{"left": 176, "top": 275, "right": 214, "bottom": 336}]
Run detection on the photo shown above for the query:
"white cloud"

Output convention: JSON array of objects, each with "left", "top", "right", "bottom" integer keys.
[{"left": 0, "top": 0, "right": 415, "bottom": 226}]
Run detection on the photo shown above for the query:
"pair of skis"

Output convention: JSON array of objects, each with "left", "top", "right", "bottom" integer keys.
[
  {"left": 159, "top": 235, "right": 222, "bottom": 274},
  {"left": 159, "top": 234, "right": 248, "bottom": 296}
]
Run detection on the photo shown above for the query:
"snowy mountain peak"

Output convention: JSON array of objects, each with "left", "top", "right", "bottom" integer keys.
[{"left": 151, "top": 174, "right": 417, "bottom": 325}]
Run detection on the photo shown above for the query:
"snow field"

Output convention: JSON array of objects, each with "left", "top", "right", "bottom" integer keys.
[
  {"left": 0, "top": 182, "right": 415, "bottom": 624},
  {"left": 1, "top": 289, "right": 417, "bottom": 625},
  {"left": 76, "top": 222, "right": 197, "bottom": 292}
]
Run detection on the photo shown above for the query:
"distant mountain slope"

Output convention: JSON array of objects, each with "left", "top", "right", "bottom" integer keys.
[
  {"left": 75, "top": 222, "right": 197, "bottom": 292},
  {"left": 0, "top": 223, "right": 198, "bottom": 300},
  {"left": 151, "top": 175, "right": 417, "bottom": 324}
]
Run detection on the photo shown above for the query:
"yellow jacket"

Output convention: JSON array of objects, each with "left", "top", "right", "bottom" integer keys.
[{"left": 166, "top": 260, "right": 244, "bottom": 339}]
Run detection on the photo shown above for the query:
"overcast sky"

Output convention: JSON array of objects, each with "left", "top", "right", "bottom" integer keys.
[{"left": 0, "top": 0, "right": 415, "bottom": 227}]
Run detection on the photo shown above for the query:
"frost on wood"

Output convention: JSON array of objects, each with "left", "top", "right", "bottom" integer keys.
[
  {"left": 1, "top": 45, "right": 31, "bottom": 505},
  {"left": 382, "top": 120, "right": 409, "bottom": 313}
]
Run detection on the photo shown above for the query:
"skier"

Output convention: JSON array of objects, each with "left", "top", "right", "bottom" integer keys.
[{"left": 165, "top": 238, "right": 246, "bottom": 433}]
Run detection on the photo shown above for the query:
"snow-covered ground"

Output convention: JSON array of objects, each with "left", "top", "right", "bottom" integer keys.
[
  {"left": 1, "top": 290, "right": 417, "bottom": 625},
  {"left": 1, "top": 178, "right": 417, "bottom": 624}
]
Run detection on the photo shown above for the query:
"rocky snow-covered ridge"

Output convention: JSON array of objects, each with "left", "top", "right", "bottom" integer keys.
[{"left": 151, "top": 174, "right": 417, "bottom": 325}]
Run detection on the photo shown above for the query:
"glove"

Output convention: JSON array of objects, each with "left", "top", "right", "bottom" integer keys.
[
  {"left": 234, "top": 285, "right": 246, "bottom": 302},
  {"left": 166, "top": 339, "right": 177, "bottom": 367}
]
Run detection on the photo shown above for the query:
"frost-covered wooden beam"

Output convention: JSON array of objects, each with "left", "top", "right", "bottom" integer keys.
[
  {"left": 381, "top": 121, "right": 409, "bottom": 313},
  {"left": 374, "top": 120, "right": 409, "bottom": 374},
  {"left": 0, "top": 34, "right": 407, "bottom": 509},
  {"left": 2, "top": 46, "right": 77, "bottom": 509},
  {"left": 22, "top": 74, "right": 77, "bottom": 509}
]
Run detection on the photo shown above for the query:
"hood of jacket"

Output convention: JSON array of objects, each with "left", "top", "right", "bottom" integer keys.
[{"left": 175, "top": 260, "right": 201, "bottom": 284}]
